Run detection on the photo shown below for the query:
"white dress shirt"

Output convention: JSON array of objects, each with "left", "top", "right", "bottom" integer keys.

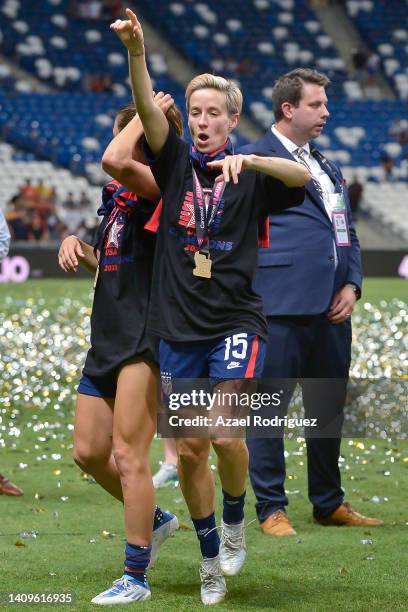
[
  {"left": 271, "top": 125, "right": 338, "bottom": 266},
  {"left": 271, "top": 125, "right": 336, "bottom": 219}
]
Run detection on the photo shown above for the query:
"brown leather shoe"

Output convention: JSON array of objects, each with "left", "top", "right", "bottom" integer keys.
[
  {"left": 260, "top": 511, "right": 297, "bottom": 536},
  {"left": 314, "top": 502, "right": 383, "bottom": 527},
  {"left": 0, "top": 473, "right": 23, "bottom": 497}
]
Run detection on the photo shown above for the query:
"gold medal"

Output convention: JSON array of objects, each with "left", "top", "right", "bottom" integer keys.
[{"left": 193, "top": 251, "right": 212, "bottom": 279}]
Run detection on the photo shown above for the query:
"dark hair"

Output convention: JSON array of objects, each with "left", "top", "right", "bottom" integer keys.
[
  {"left": 115, "top": 101, "right": 184, "bottom": 136},
  {"left": 272, "top": 68, "right": 330, "bottom": 121}
]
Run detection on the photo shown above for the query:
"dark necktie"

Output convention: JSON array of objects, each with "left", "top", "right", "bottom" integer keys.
[{"left": 295, "top": 147, "right": 325, "bottom": 201}]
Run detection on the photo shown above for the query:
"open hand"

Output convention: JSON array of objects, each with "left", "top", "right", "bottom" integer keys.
[
  {"left": 58, "top": 235, "right": 84, "bottom": 273},
  {"left": 110, "top": 8, "right": 144, "bottom": 56},
  {"left": 207, "top": 154, "right": 247, "bottom": 184}
]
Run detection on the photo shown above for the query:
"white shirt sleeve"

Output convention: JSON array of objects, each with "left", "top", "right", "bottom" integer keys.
[{"left": 0, "top": 209, "right": 11, "bottom": 262}]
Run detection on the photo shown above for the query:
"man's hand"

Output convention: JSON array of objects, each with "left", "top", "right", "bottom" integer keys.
[
  {"left": 110, "top": 8, "right": 144, "bottom": 56},
  {"left": 327, "top": 285, "right": 357, "bottom": 324},
  {"left": 58, "top": 235, "right": 85, "bottom": 272},
  {"left": 207, "top": 154, "right": 249, "bottom": 184}
]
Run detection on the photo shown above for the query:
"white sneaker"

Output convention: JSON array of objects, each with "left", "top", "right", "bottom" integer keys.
[
  {"left": 199, "top": 556, "right": 227, "bottom": 605},
  {"left": 219, "top": 519, "right": 246, "bottom": 576},
  {"left": 91, "top": 575, "right": 151, "bottom": 605},
  {"left": 152, "top": 463, "right": 178, "bottom": 488}
]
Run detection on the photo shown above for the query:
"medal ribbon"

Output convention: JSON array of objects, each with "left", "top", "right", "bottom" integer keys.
[{"left": 192, "top": 167, "right": 226, "bottom": 253}]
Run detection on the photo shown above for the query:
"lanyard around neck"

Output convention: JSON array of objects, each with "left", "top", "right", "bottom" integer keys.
[{"left": 192, "top": 166, "right": 226, "bottom": 253}]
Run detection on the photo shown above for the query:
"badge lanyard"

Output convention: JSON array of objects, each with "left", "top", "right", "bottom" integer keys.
[
  {"left": 311, "top": 149, "right": 351, "bottom": 247},
  {"left": 328, "top": 185, "right": 351, "bottom": 247}
]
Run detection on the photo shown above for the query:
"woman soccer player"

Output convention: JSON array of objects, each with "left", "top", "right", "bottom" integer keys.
[
  {"left": 58, "top": 95, "right": 183, "bottom": 605},
  {"left": 111, "top": 9, "right": 310, "bottom": 606}
]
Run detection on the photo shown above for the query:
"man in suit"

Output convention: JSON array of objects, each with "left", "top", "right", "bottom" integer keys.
[{"left": 242, "top": 68, "right": 382, "bottom": 535}]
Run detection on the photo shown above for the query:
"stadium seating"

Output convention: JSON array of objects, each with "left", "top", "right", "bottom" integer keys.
[
  {"left": 360, "top": 182, "right": 408, "bottom": 241},
  {"left": 0, "top": 87, "right": 249, "bottom": 185},
  {"left": 137, "top": 0, "right": 408, "bottom": 172},
  {"left": 345, "top": 0, "right": 408, "bottom": 100},
  {"left": 0, "top": 0, "right": 126, "bottom": 92},
  {"left": 139, "top": 0, "right": 348, "bottom": 103},
  {"left": 0, "top": 0, "right": 406, "bottom": 239},
  {"left": 0, "top": 141, "right": 100, "bottom": 221}
]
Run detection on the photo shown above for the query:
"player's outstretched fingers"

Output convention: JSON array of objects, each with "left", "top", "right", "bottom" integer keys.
[
  {"left": 66, "top": 248, "right": 78, "bottom": 271},
  {"left": 125, "top": 8, "right": 142, "bottom": 38},
  {"left": 59, "top": 249, "right": 73, "bottom": 272},
  {"left": 125, "top": 7, "right": 137, "bottom": 25},
  {"left": 231, "top": 156, "right": 240, "bottom": 184},
  {"left": 223, "top": 158, "right": 231, "bottom": 183},
  {"left": 207, "top": 159, "right": 226, "bottom": 183},
  {"left": 58, "top": 251, "right": 66, "bottom": 272},
  {"left": 236, "top": 154, "right": 243, "bottom": 176}
]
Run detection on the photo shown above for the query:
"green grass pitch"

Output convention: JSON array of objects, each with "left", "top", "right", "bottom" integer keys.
[{"left": 0, "top": 278, "right": 407, "bottom": 611}]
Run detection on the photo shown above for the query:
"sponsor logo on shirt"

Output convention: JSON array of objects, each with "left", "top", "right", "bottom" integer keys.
[{"left": 226, "top": 361, "right": 242, "bottom": 369}]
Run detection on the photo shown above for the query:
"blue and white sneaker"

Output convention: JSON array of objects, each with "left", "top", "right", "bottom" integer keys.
[
  {"left": 91, "top": 575, "right": 151, "bottom": 605},
  {"left": 149, "top": 510, "right": 179, "bottom": 568}
]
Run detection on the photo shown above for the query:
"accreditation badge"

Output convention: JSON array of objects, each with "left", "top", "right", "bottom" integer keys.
[
  {"left": 329, "top": 192, "right": 346, "bottom": 211},
  {"left": 332, "top": 211, "right": 351, "bottom": 246},
  {"left": 329, "top": 190, "right": 350, "bottom": 246}
]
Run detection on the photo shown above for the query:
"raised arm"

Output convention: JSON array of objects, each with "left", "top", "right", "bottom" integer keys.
[
  {"left": 111, "top": 8, "right": 169, "bottom": 155},
  {"left": 102, "top": 93, "right": 174, "bottom": 200},
  {"left": 208, "top": 154, "right": 310, "bottom": 186}
]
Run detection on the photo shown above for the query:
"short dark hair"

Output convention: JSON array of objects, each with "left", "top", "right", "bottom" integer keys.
[
  {"left": 272, "top": 68, "right": 330, "bottom": 121},
  {"left": 115, "top": 101, "right": 184, "bottom": 136}
]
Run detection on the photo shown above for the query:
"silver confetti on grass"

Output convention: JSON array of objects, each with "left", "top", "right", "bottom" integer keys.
[
  {"left": 275, "top": 299, "right": 408, "bottom": 440},
  {"left": 0, "top": 296, "right": 406, "bottom": 457},
  {"left": 0, "top": 297, "right": 90, "bottom": 450},
  {"left": 351, "top": 300, "right": 407, "bottom": 379}
]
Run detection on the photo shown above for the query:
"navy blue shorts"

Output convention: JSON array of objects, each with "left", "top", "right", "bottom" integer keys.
[
  {"left": 77, "top": 373, "right": 117, "bottom": 399},
  {"left": 160, "top": 332, "right": 265, "bottom": 392}
]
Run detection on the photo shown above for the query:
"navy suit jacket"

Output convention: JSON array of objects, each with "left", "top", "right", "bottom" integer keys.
[{"left": 241, "top": 131, "right": 362, "bottom": 316}]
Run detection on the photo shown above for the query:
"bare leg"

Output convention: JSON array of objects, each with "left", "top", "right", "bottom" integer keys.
[
  {"left": 210, "top": 380, "right": 249, "bottom": 497},
  {"left": 211, "top": 437, "right": 248, "bottom": 497},
  {"left": 73, "top": 393, "right": 123, "bottom": 501},
  {"left": 113, "top": 360, "right": 157, "bottom": 545},
  {"left": 175, "top": 437, "right": 213, "bottom": 518}
]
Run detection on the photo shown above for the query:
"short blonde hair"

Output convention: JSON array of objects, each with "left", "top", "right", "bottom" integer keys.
[{"left": 185, "top": 73, "right": 243, "bottom": 116}]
